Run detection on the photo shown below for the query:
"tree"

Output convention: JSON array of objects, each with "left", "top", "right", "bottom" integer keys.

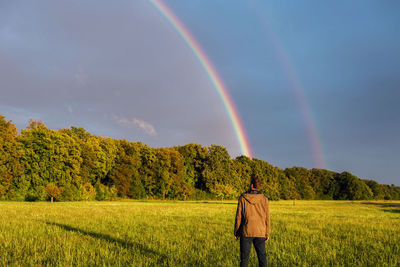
[
  {"left": 108, "top": 140, "right": 141, "bottom": 198},
  {"left": 232, "top": 156, "right": 252, "bottom": 194},
  {"left": 279, "top": 174, "right": 299, "bottom": 200},
  {"left": 335, "top": 172, "right": 373, "bottom": 200},
  {"left": 1, "top": 114, "right": 397, "bottom": 202},
  {"left": 251, "top": 158, "right": 282, "bottom": 200},
  {"left": 17, "top": 119, "right": 83, "bottom": 201},
  {"left": 175, "top": 143, "right": 208, "bottom": 189},
  {"left": 211, "top": 184, "right": 236, "bottom": 201},
  {"left": 80, "top": 182, "right": 96, "bottom": 201},
  {"left": 0, "top": 115, "right": 24, "bottom": 200},
  {"left": 138, "top": 144, "right": 158, "bottom": 198},
  {"left": 285, "top": 167, "right": 315, "bottom": 199},
  {"left": 95, "top": 181, "right": 116, "bottom": 201},
  {"left": 176, "top": 183, "right": 195, "bottom": 200},
  {"left": 364, "top": 179, "right": 385, "bottom": 200},
  {"left": 202, "top": 145, "right": 237, "bottom": 197},
  {"left": 153, "top": 148, "right": 186, "bottom": 199},
  {"left": 61, "top": 127, "right": 117, "bottom": 186},
  {"left": 45, "top": 183, "right": 63, "bottom": 203},
  {"left": 59, "top": 184, "right": 81, "bottom": 201},
  {"left": 311, "top": 169, "right": 337, "bottom": 199}
]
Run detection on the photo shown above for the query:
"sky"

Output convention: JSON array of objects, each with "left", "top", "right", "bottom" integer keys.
[{"left": 0, "top": 0, "right": 399, "bottom": 185}]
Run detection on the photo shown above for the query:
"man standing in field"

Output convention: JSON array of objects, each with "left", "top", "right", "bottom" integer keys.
[{"left": 234, "top": 176, "right": 270, "bottom": 267}]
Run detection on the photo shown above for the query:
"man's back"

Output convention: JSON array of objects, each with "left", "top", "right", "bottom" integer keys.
[
  {"left": 234, "top": 191, "right": 270, "bottom": 238},
  {"left": 235, "top": 178, "right": 270, "bottom": 267}
]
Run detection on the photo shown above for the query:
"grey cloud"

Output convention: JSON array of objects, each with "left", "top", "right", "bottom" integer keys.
[
  {"left": 111, "top": 114, "right": 157, "bottom": 136},
  {"left": 0, "top": 0, "right": 241, "bottom": 155}
]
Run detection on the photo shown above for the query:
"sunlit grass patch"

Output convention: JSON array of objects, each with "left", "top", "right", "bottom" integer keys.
[{"left": 0, "top": 200, "right": 399, "bottom": 266}]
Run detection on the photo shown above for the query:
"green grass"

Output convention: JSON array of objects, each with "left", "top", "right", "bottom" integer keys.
[{"left": 0, "top": 200, "right": 399, "bottom": 266}]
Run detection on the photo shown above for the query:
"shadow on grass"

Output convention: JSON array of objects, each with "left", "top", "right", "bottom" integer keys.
[
  {"left": 361, "top": 202, "right": 400, "bottom": 214},
  {"left": 45, "top": 221, "right": 169, "bottom": 264}
]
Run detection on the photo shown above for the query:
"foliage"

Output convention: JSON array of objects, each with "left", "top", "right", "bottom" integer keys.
[
  {"left": 203, "top": 145, "right": 237, "bottom": 197},
  {"left": 16, "top": 119, "right": 82, "bottom": 200},
  {"left": 174, "top": 143, "right": 208, "bottom": 189},
  {"left": 95, "top": 182, "right": 116, "bottom": 201},
  {"left": 335, "top": 172, "right": 373, "bottom": 200},
  {"left": 60, "top": 184, "right": 81, "bottom": 201},
  {"left": 45, "top": 183, "right": 63, "bottom": 202},
  {"left": 80, "top": 182, "right": 96, "bottom": 201},
  {"left": 108, "top": 140, "right": 141, "bottom": 198},
  {"left": 211, "top": 184, "right": 237, "bottom": 200},
  {"left": 0, "top": 114, "right": 398, "bottom": 201},
  {"left": 0, "top": 115, "right": 24, "bottom": 199}
]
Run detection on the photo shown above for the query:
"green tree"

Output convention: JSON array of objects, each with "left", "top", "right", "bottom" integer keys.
[
  {"left": 154, "top": 148, "right": 186, "bottom": 199},
  {"left": 232, "top": 156, "right": 252, "bottom": 194},
  {"left": 138, "top": 144, "right": 158, "bottom": 198},
  {"left": 61, "top": 127, "right": 117, "bottom": 186},
  {"left": 203, "top": 145, "right": 237, "bottom": 197},
  {"left": 95, "top": 181, "right": 116, "bottom": 200},
  {"left": 17, "top": 119, "right": 82, "bottom": 200},
  {"left": 60, "top": 184, "right": 81, "bottom": 201},
  {"left": 311, "top": 169, "right": 338, "bottom": 199},
  {"left": 175, "top": 143, "right": 208, "bottom": 190},
  {"left": 364, "top": 179, "right": 385, "bottom": 200},
  {"left": 285, "top": 167, "right": 315, "bottom": 199},
  {"left": 1, "top": 115, "right": 396, "bottom": 202},
  {"left": 0, "top": 115, "right": 24, "bottom": 200},
  {"left": 335, "top": 172, "right": 373, "bottom": 200},
  {"left": 80, "top": 182, "right": 96, "bottom": 201},
  {"left": 279, "top": 174, "right": 299, "bottom": 200},
  {"left": 251, "top": 158, "right": 282, "bottom": 200}
]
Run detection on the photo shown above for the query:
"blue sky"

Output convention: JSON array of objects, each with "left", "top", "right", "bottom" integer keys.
[{"left": 0, "top": 0, "right": 399, "bottom": 185}]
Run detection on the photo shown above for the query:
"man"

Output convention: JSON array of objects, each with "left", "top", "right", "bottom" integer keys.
[{"left": 234, "top": 176, "right": 270, "bottom": 267}]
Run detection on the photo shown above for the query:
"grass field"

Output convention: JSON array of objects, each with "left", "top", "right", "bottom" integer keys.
[{"left": 0, "top": 200, "right": 399, "bottom": 266}]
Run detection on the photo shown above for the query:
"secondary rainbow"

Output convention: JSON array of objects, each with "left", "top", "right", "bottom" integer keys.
[
  {"left": 249, "top": 5, "right": 327, "bottom": 169},
  {"left": 268, "top": 28, "right": 326, "bottom": 169},
  {"left": 149, "top": 0, "right": 252, "bottom": 158}
]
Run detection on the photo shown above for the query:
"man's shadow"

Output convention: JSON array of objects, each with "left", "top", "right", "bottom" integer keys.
[{"left": 45, "top": 221, "right": 169, "bottom": 264}]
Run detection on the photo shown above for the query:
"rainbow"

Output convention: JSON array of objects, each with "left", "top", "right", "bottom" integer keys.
[
  {"left": 148, "top": 0, "right": 252, "bottom": 158},
  {"left": 249, "top": 6, "right": 327, "bottom": 169}
]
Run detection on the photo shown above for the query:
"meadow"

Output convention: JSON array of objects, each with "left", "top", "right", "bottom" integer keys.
[{"left": 0, "top": 200, "right": 399, "bottom": 266}]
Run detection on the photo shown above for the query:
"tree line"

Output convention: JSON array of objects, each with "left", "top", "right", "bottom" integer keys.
[{"left": 0, "top": 114, "right": 399, "bottom": 201}]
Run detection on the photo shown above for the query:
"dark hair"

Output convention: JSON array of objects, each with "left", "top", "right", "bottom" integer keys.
[{"left": 250, "top": 176, "right": 262, "bottom": 190}]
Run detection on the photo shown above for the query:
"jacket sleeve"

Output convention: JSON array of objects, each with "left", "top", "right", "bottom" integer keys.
[
  {"left": 234, "top": 196, "right": 243, "bottom": 237},
  {"left": 265, "top": 197, "right": 270, "bottom": 238}
]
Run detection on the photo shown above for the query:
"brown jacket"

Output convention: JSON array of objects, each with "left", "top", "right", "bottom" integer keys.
[{"left": 234, "top": 191, "right": 270, "bottom": 238}]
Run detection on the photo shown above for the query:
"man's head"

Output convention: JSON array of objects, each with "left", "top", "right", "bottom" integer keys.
[{"left": 250, "top": 176, "right": 262, "bottom": 190}]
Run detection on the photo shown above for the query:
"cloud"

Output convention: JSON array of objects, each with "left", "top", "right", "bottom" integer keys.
[
  {"left": 112, "top": 115, "right": 157, "bottom": 136},
  {"left": 133, "top": 118, "right": 157, "bottom": 136}
]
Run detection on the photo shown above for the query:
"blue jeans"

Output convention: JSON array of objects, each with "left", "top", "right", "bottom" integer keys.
[{"left": 240, "top": 237, "right": 267, "bottom": 267}]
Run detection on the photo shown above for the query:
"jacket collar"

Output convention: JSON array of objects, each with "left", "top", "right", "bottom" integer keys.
[{"left": 247, "top": 189, "right": 261, "bottom": 194}]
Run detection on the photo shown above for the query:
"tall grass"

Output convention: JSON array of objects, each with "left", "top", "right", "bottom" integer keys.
[{"left": 0, "top": 200, "right": 399, "bottom": 266}]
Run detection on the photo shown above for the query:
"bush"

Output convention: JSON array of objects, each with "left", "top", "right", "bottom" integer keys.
[
  {"left": 25, "top": 187, "right": 47, "bottom": 201},
  {"left": 130, "top": 181, "right": 146, "bottom": 199},
  {"left": 80, "top": 182, "right": 96, "bottom": 201},
  {"left": 60, "top": 184, "right": 81, "bottom": 201},
  {"left": 95, "top": 182, "right": 117, "bottom": 201},
  {"left": 187, "top": 189, "right": 215, "bottom": 200},
  {"left": 263, "top": 189, "right": 280, "bottom": 201}
]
